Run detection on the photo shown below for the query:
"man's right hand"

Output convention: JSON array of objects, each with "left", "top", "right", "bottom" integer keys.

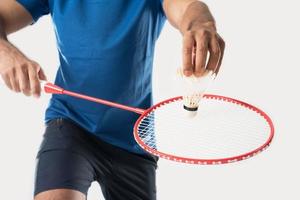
[
  {"left": 0, "top": 0, "right": 47, "bottom": 98},
  {"left": 0, "top": 39, "right": 47, "bottom": 97}
]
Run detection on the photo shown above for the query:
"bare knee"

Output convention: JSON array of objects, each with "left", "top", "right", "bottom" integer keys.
[{"left": 34, "top": 189, "right": 85, "bottom": 200}]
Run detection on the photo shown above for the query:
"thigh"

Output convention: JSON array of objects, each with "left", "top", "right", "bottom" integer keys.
[
  {"left": 99, "top": 152, "right": 158, "bottom": 200},
  {"left": 34, "top": 118, "right": 97, "bottom": 197},
  {"left": 35, "top": 189, "right": 85, "bottom": 200},
  {"left": 35, "top": 150, "right": 95, "bottom": 197}
]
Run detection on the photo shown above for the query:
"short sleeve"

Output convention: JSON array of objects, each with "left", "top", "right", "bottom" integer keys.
[
  {"left": 16, "top": 0, "right": 49, "bottom": 22},
  {"left": 158, "top": 0, "right": 166, "bottom": 17}
]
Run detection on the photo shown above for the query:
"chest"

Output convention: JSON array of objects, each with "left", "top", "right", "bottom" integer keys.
[{"left": 48, "top": 0, "right": 161, "bottom": 27}]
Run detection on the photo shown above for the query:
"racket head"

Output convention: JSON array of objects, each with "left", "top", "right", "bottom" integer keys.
[{"left": 134, "top": 94, "right": 274, "bottom": 165}]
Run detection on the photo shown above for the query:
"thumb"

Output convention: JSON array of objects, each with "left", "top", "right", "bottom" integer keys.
[{"left": 38, "top": 67, "right": 48, "bottom": 81}]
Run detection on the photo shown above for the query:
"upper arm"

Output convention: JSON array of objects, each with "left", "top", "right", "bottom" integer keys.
[{"left": 0, "top": 0, "right": 34, "bottom": 34}]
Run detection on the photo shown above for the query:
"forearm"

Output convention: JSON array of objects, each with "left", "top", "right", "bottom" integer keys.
[
  {"left": 0, "top": 14, "right": 20, "bottom": 58},
  {"left": 164, "top": 0, "right": 215, "bottom": 33}
]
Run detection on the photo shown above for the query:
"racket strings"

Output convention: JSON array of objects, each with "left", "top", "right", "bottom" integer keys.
[{"left": 137, "top": 98, "right": 271, "bottom": 159}]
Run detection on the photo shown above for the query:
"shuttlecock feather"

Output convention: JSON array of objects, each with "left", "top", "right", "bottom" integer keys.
[{"left": 176, "top": 69, "right": 216, "bottom": 117}]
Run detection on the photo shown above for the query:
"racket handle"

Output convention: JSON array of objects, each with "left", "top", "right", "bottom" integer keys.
[
  {"left": 1, "top": 79, "right": 145, "bottom": 115},
  {"left": 43, "top": 82, "right": 64, "bottom": 94}
]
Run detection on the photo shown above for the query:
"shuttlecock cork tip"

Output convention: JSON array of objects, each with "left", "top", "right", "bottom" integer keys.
[{"left": 183, "top": 105, "right": 198, "bottom": 117}]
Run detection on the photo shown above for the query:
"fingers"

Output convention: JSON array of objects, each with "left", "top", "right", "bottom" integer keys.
[
  {"left": 182, "top": 31, "right": 195, "bottom": 76},
  {"left": 195, "top": 30, "right": 209, "bottom": 77},
  {"left": 10, "top": 74, "right": 21, "bottom": 92},
  {"left": 1, "top": 68, "right": 20, "bottom": 92},
  {"left": 9, "top": 68, "right": 21, "bottom": 92},
  {"left": 182, "top": 28, "right": 225, "bottom": 77},
  {"left": 206, "top": 35, "right": 221, "bottom": 74},
  {"left": 1, "top": 74, "right": 12, "bottom": 90},
  {"left": 28, "top": 64, "right": 41, "bottom": 98},
  {"left": 38, "top": 67, "right": 47, "bottom": 81},
  {"left": 0, "top": 41, "right": 46, "bottom": 97},
  {"left": 17, "top": 65, "right": 30, "bottom": 96},
  {"left": 215, "top": 35, "right": 225, "bottom": 75},
  {"left": 1, "top": 62, "right": 45, "bottom": 98}
]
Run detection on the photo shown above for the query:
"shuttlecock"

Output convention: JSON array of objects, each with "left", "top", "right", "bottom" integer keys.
[{"left": 176, "top": 69, "right": 216, "bottom": 118}]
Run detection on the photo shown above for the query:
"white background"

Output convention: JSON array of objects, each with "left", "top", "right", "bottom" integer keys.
[{"left": 0, "top": 0, "right": 299, "bottom": 199}]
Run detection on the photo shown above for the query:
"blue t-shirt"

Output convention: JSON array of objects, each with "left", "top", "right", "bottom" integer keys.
[{"left": 17, "top": 0, "right": 166, "bottom": 155}]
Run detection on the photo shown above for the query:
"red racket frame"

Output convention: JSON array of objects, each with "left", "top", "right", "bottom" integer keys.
[
  {"left": 133, "top": 95, "right": 274, "bottom": 165},
  {"left": 44, "top": 82, "right": 274, "bottom": 165}
]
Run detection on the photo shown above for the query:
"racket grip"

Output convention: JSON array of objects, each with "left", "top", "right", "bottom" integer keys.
[{"left": 42, "top": 82, "right": 64, "bottom": 94}]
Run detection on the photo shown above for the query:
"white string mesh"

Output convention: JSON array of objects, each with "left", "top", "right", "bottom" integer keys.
[{"left": 137, "top": 97, "right": 271, "bottom": 160}]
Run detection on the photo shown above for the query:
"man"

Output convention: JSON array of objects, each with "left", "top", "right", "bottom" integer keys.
[{"left": 0, "top": 0, "right": 224, "bottom": 199}]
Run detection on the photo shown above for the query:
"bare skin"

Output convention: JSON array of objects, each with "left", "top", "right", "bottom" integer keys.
[
  {"left": 0, "top": 0, "right": 224, "bottom": 199},
  {"left": 0, "top": 0, "right": 47, "bottom": 97},
  {"left": 0, "top": 1, "right": 85, "bottom": 199},
  {"left": 35, "top": 189, "right": 86, "bottom": 200},
  {"left": 163, "top": 0, "right": 225, "bottom": 77}
]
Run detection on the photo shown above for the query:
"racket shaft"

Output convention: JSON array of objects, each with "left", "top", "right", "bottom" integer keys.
[{"left": 42, "top": 82, "right": 145, "bottom": 114}]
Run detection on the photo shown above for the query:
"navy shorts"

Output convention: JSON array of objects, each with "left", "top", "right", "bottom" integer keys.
[{"left": 35, "top": 118, "right": 158, "bottom": 199}]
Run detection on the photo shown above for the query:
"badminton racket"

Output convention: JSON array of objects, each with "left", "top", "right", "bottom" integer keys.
[{"left": 41, "top": 82, "right": 274, "bottom": 165}]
